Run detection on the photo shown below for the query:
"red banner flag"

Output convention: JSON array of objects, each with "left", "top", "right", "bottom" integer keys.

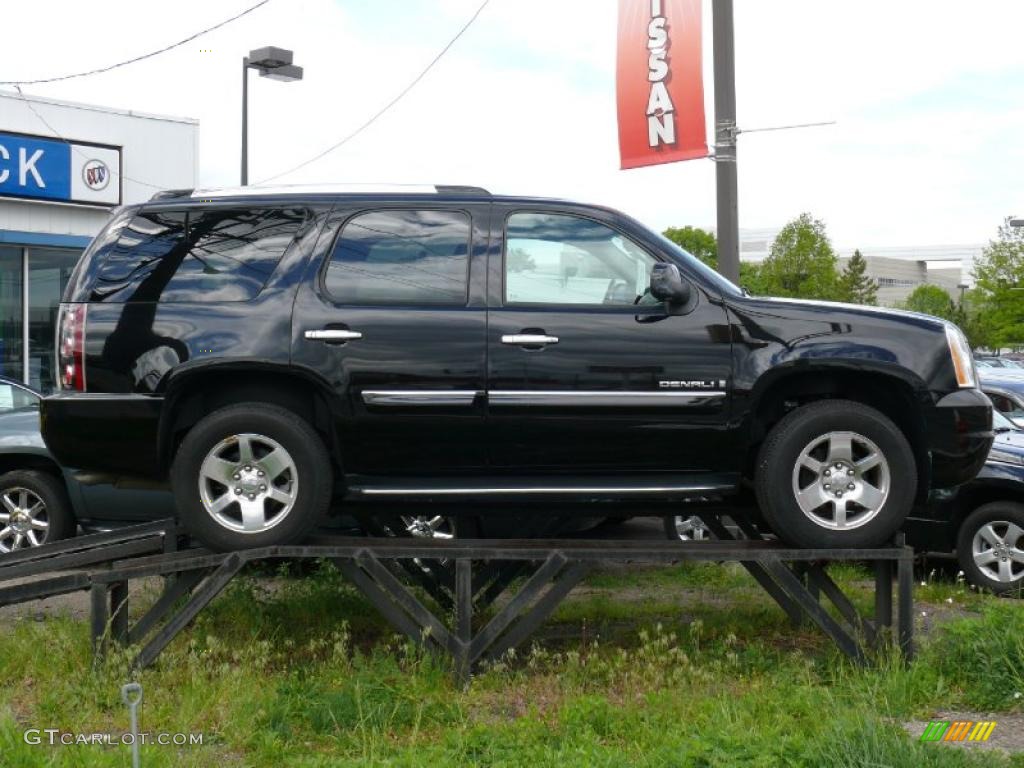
[{"left": 617, "top": 0, "right": 708, "bottom": 169}]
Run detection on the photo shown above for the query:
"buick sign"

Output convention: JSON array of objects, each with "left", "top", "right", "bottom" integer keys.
[
  {"left": 82, "top": 159, "right": 110, "bottom": 191},
  {"left": 0, "top": 131, "right": 121, "bottom": 206}
]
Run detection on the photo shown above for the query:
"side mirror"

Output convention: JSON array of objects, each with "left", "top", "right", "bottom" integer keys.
[{"left": 650, "top": 263, "right": 690, "bottom": 305}]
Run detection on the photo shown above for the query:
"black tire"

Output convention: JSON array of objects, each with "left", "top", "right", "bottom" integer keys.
[
  {"left": 171, "top": 403, "right": 332, "bottom": 551},
  {"left": 755, "top": 400, "right": 916, "bottom": 548},
  {"left": 956, "top": 502, "right": 1024, "bottom": 595},
  {"left": 0, "top": 469, "right": 75, "bottom": 553}
]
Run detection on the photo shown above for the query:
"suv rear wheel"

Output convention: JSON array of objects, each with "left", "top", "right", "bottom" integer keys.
[
  {"left": 755, "top": 400, "right": 916, "bottom": 548},
  {"left": 171, "top": 403, "right": 332, "bottom": 551}
]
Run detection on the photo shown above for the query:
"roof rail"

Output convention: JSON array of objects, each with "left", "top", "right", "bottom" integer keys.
[
  {"left": 149, "top": 189, "right": 194, "bottom": 201},
  {"left": 179, "top": 183, "right": 491, "bottom": 199}
]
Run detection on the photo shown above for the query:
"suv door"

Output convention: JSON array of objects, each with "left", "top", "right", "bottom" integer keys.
[
  {"left": 292, "top": 204, "right": 488, "bottom": 476},
  {"left": 486, "top": 207, "right": 734, "bottom": 475}
]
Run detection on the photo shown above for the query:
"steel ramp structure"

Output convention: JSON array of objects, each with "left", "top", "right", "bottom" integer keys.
[{"left": 0, "top": 512, "right": 914, "bottom": 685}]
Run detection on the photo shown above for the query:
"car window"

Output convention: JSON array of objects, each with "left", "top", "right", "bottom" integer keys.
[
  {"left": 324, "top": 210, "right": 470, "bottom": 305},
  {"left": 504, "top": 212, "right": 660, "bottom": 307},
  {"left": 988, "top": 392, "right": 1024, "bottom": 423},
  {"left": 90, "top": 208, "right": 305, "bottom": 303},
  {"left": 0, "top": 383, "right": 39, "bottom": 412},
  {"left": 993, "top": 410, "right": 1016, "bottom": 430}
]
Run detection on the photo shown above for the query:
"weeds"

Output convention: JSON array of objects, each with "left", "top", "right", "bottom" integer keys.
[{"left": 1, "top": 559, "right": 1020, "bottom": 766}]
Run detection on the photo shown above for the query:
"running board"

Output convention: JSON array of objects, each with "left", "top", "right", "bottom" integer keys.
[{"left": 345, "top": 474, "right": 738, "bottom": 501}]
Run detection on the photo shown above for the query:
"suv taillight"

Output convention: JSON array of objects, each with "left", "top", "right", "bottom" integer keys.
[{"left": 57, "top": 303, "right": 87, "bottom": 391}]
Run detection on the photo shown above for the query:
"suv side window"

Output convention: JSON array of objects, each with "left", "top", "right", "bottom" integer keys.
[
  {"left": 324, "top": 209, "right": 470, "bottom": 306},
  {"left": 504, "top": 212, "right": 659, "bottom": 306},
  {"left": 90, "top": 208, "right": 305, "bottom": 303}
]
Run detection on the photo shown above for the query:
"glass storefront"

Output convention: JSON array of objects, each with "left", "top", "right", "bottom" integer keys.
[{"left": 0, "top": 245, "right": 81, "bottom": 393}]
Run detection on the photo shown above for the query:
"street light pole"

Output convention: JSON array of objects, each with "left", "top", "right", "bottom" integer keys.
[
  {"left": 712, "top": 0, "right": 740, "bottom": 284},
  {"left": 240, "top": 47, "right": 304, "bottom": 186},
  {"left": 241, "top": 56, "right": 250, "bottom": 185}
]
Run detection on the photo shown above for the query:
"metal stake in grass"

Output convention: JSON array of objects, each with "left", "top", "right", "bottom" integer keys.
[{"left": 121, "top": 682, "right": 143, "bottom": 768}]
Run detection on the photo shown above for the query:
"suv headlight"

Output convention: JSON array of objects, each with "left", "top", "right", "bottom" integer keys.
[{"left": 945, "top": 324, "right": 977, "bottom": 388}]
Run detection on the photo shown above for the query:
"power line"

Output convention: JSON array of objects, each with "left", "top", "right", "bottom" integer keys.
[
  {"left": 256, "top": 0, "right": 490, "bottom": 184},
  {"left": 739, "top": 120, "right": 837, "bottom": 135},
  {"left": 0, "top": 0, "right": 272, "bottom": 86}
]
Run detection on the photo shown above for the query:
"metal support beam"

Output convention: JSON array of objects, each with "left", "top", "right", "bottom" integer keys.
[
  {"left": 454, "top": 559, "right": 473, "bottom": 686},
  {"left": 762, "top": 558, "right": 866, "bottom": 665},
  {"left": 109, "top": 581, "right": 129, "bottom": 646},
  {"left": 0, "top": 516, "right": 913, "bottom": 683},
  {"left": 90, "top": 583, "right": 109, "bottom": 661},
  {"left": 702, "top": 514, "right": 805, "bottom": 626},
  {"left": 874, "top": 559, "right": 893, "bottom": 643},
  {"left": 897, "top": 547, "right": 914, "bottom": 662},
  {"left": 133, "top": 554, "right": 244, "bottom": 670},
  {"left": 128, "top": 569, "right": 209, "bottom": 646},
  {"left": 482, "top": 563, "right": 590, "bottom": 665}
]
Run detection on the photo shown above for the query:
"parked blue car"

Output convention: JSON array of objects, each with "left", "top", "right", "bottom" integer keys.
[
  {"left": 904, "top": 408, "right": 1024, "bottom": 593},
  {"left": 0, "top": 377, "right": 174, "bottom": 553},
  {"left": 981, "top": 376, "right": 1024, "bottom": 429}
]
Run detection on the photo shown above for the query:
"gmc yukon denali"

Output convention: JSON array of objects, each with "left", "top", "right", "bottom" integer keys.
[{"left": 40, "top": 185, "right": 993, "bottom": 551}]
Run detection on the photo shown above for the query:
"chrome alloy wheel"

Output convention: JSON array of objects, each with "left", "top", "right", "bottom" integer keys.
[
  {"left": 401, "top": 516, "right": 455, "bottom": 540},
  {"left": 791, "top": 431, "right": 890, "bottom": 531},
  {"left": 0, "top": 488, "right": 50, "bottom": 552},
  {"left": 198, "top": 433, "right": 298, "bottom": 534},
  {"left": 671, "top": 515, "right": 710, "bottom": 541},
  {"left": 972, "top": 521, "right": 1024, "bottom": 584}
]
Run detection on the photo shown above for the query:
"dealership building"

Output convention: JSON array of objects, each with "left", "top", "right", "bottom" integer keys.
[{"left": 0, "top": 90, "right": 197, "bottom": 392}]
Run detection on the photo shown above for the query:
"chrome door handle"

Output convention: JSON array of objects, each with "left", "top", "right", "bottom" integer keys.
[
  {"left": 501, "top": 334, "right": 559, "bottom": 346},
  {"left": 305, "top": 329, "right": 363, "bottom": 342}
]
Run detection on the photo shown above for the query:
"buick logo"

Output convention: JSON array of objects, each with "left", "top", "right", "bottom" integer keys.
[{"left": 82, "top": 159, "right": 110, "bottom": 191}]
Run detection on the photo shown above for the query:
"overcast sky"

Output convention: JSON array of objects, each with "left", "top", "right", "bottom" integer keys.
[{"left": 4, "top": 0, "right": 1023, "bottom": 248}]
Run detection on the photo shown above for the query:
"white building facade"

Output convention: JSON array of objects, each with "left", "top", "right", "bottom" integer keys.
[
  {"left": 732, "top": 227, "right": 982, "bottom": 306},
  {"left": 0, "top": 91, "right": 197, "bottom": 391}
]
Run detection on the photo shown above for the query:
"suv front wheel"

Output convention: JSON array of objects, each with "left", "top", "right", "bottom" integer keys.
[
  {"left": 171, "top": 403, "right": 332, "bottom": 551},
  {"left": 755, "top": 399, "right": 916, "bottom": 548}
]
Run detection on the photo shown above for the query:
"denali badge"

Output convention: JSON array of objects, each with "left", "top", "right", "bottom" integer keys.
[{"left": 659, "top": 380, "right": 727, "bottom": 389}]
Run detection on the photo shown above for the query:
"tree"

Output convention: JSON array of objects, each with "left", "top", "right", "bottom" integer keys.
[
  {"left": 971, "top": 218, "right": 1024, "bottom": 349},
  {"left": 758, "top": 213, "right": 842, "bottom": 300},
  {"left": 506, "top": 247, "right": 536, "bottom": 273},
  {"left": 739, "top": 261, "right": 765, "bottom": 295},
  {"left": 837, "top": 249, "right": 878, "bottom": 305},
  {"left": 662, "top": 225, "right": 718, "bottom": 269},
  {"left": 901, "top": 284, "right": 957, "bottom": 320}
]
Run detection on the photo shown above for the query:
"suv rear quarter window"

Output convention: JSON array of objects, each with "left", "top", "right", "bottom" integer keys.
[{"left": 88, "top": 207, "right": 306, "bottom": 303}]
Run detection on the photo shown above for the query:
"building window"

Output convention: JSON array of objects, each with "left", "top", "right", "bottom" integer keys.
[
  {"left": 0, "top": 247, "right": 23, "bottom": 383},
  {"left": 27, "top": 248, "right": 77, "bottom": 391},
  {"left": 0, "top": 245, "right": 80, "bottom": 393},
  {"left": 876, "top": 277, "right": 918, "bottom": 288}
]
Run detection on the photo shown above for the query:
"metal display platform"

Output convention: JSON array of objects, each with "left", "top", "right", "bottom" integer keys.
[{"left": 0, "top": 513, "right": 914, "bottom": 684}]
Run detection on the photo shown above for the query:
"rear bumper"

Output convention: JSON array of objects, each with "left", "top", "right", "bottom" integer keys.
[
  {"left": 927, "top": 388, "right": 993, "bottom": 489},
  {"left": 41, "top": 393, "right": 164, "bottom": 479}
]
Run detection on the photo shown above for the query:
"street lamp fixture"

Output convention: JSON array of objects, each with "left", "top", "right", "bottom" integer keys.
[{"left": 241, "top": 46, "right": 303, "bottom": 185}]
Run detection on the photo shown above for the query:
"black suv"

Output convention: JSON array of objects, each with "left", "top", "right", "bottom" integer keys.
[{"left": 41, "top": 185, "right": 993, "bottom": 551}]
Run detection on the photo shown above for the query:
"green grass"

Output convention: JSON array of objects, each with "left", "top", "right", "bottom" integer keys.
[{"left": 1, "top": 560, "right": 1021, "bottom": 766}]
